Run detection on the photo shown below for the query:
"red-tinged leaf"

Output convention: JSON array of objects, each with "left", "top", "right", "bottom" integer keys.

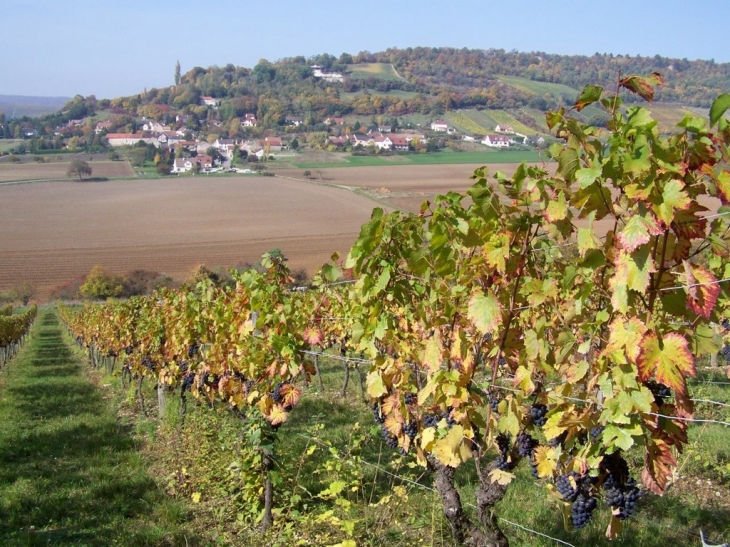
[
  {"left": 303, "top": 326, "right": 323, "bottom": 346},
  {"left": 653, "top": 179, "right": 691, "bottom": 226},
  {"left": 279, "top": 383, "right": 301, "bottom": 408},
  {"left": 637, "top": 332, "right": 695, "bottom": 397},
  {"left": 672, "top": 201, "right": 709, "bottom": 241},
  {"left": 642, "top": 437, "right": 676, "bottom": 495},
  {"left": 683, "top": 262, "right": 720, "bottom": 319},
  {"left": 609, "top": 251, "right": 630, "bottom": 313},
  {"left": 617, "top": 214, "right": 661, "bottom": 252},
  {"left": 715, "top": 169, "right": 730, "bottom": 205},
  {"left": 605, "top": 316, "right": 647, "bottom": 364},
  {"left": 574, "top": 85, "right": 603, "bottom": 112},
  {"left": 619, "top": 72, "right": 664, "bottom": 102},
  {"left": 268, "top": 404, "right": 289, "bottom": 426}
]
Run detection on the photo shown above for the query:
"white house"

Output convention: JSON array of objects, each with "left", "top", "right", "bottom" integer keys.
[
  {"left": 311, "top": 65, "right": 344, "bottom": 83},
  {"left": 242, "top": 113, "right": 257, "bottom": 127},
  {"left": 430, "top": 120, "right": 449, "bottom": 132},
  {"left": 200, "top": 96, "right": 220, "bottom": 107},
  {"left": 142, "top": 121, "right": 170, "bottom": 133},
  {"left": 106, "top": 133, "right": 160, "bottom": 147},
  {"left": 494, "top": 124, "right": 515, "bottom": 134},
  {"left": 172, "top": 155, "right": 214, "bottom": 173},
  {"left": 95, "top": 121, "right": 113, "bottom": 134},
  {"left": 285, "top": 116, "right": 303, "bottom": 127},
  {"left": 482, "top": 134, "right": 510, "bottom": 148}
]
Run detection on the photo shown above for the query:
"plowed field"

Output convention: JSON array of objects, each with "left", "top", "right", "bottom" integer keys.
[
  {"left": 0, "top": 163, "right": 720, "bottom": 300},
  {"left": 0, "top": 160, "right": 134, "bottom": 182}
]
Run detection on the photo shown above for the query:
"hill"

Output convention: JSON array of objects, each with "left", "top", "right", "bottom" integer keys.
[{"left": 1, "top": 47, "right": 727, "bottom": 156}]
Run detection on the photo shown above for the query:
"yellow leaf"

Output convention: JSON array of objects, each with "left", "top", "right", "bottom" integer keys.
[
  {"left": 366, "top": 371, "right": 387, "bottom": 398},
  {"left": 420, "top": 426, "right": 437, "bottom": 451},
  {"left": 431, "top": 425, "right": 465, "bottom": 467},
  {"left": 423, "top": 336, "right": 442, "bottom": 373},
  {"left": 191, "top": 492, "right": 201, "bottom": 503},
  {"left": 533, "top": 445, "right": 558, "bottom": 478},
  {"left": 488, "top": 468, "right": 515, "bottom": 486}
]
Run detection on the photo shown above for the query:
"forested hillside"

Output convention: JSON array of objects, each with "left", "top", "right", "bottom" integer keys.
[{"left": 2, "top": 46, "right": 728, "bottom": 152}]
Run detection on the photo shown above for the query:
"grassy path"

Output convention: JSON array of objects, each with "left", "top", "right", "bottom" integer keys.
[{"left": 0, "top": 309, "right": 198, "bottom": 547}]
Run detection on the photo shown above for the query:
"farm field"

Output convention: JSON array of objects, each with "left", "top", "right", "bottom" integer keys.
[
  {"left": 346, "top": 62, "right": 404, "bottom": 80},
  {"left": 0, "top": 175, "right": 390, "bottom": 299},
  {"left": 291, "top": 149, "right": 541, "bottom": 168},
  {"left": 0, "top": 160, "right": 134, "bottom": 182}
]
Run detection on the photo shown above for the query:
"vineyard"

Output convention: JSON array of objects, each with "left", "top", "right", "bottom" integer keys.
[
  {"left": 6, "top": 77, "right": 730, "bottom": 546},
  {"left": 446, "top": 111, "right": 491, "bottom": 136},
  {"left": 0, "top": 304, "right": 37, "bottom": 366}
]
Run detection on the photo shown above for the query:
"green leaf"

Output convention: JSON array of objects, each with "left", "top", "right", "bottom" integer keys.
[
  {"left": 710, "top": 93, "right": 730, "bottom": 127},
  {"left": 545, "top": 191, "right": 568, "bottom": 222},
  {"left": 575, "top": 167, "right": 602, "bottom": 189},
  {"left": 604, "top": 424, "right": 637, "bottom": 451},
  {"left": 577, "top": 211, "right": 601, "bottom": 257},
  {"left": 467, "top": 292, "right": 502, "bottom": 335},
  {"left": 574, "top": 85, "right": 603, "bottom": 111}
]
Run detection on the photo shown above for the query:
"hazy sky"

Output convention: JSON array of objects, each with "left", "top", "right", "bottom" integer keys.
[{"left": 1, "top": 0, "right": 727, "bottom": 99}]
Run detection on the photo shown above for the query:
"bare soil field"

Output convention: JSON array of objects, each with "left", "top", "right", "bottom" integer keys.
[
  {"left": 0, "top": 160, "right": 134, "bottom": 182},
  {"left": 0, "top": 164, "right": 721, "bottom": 300},
  {"left": 0, "top": 176, "right": 387, "bottom": 299}
]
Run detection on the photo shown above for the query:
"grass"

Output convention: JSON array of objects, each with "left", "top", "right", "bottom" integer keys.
[
  {"left": 291, "top": 149, "right": 542, "bottom": 168},
  {"left": 341, "top": 90, "right": 419, "bottom": 103},
  {"left": 0, "top": 140, "right": 25, "bottom": 153},
  {"left": 497, "top": 75, "right": 579, "bottom": 102},
  {"left": 0, "top": 309, "right": 199, "bottom": 546},
  {"left": 347, "top": 63, "right": 405, "bottom": 81}
]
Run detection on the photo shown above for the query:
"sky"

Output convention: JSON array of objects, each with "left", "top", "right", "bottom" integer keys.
[{"left": 1, "top": 0, "right": 728, "bottom": 99}]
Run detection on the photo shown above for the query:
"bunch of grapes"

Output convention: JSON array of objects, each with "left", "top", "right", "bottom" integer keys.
[
  {"left": 181, "top": 373, "right": 195, "bottom": 391},
  {"left": 381, "top": 425, "right": 398, "bottom": 449},
  {"left": 141, "top": 354, "right": 156, "bottom": 372},
  {"left": 495, "top": 433, "right": 512, "bottom": 470},
  {"left": 187, "top": 343, "right": 200, "bottom": 359},
  {"left": 178, "top": 361, "right": 189, "bottom": 373},
  {"left": 422, "top": 414, "right": 439, "bottom": 428},
  {"left": 441, "top": 410, "right": 456, "bottom": 428},
  {"left": 722, "top": 344, "right": 730, "bottom": 366},
  {"left": 604, "top": 475, "right": 642, "bottom": 520},
  {"left": 372, "top": 402, "right": 385, "bottom": 424},
  {"left": 549, "top": 431, "right": 567, "bottom": 448},
  {"left": 404, "top": 393, "right": 416, "bottom": 405},
  {"left": 488, "top": 388, "right": 502, "bottom": 413},
  {"left": 516, "top": 430, "right": 538, "bottom": 458},
  {"left": 530, "top": 403, "right": 548, "bottom": 427},
  {"left": 124, "top": 345, "right": 134, "bottom": 355},
  {"left": 571, "top": 493, "right": 598, "bottom": 528},
  {"left": 402, "top": 421, "right": 418, "bottom": 440},
  {"left": 590, "top": 426, "right": 605, "bottom": 440},
  {"left": 721, "top": 318, "right": 730, "bottom": 331},
  {"left": 244, "top": 380, "right": 254, "bottom": 394},
  {"left": 555, "top": 472, "right": 580, "bottom": 502},
  {"left": 646, "top": 380, "right": 672, "bottom": 406},
  {"left": 272, "top": 382, "right": 284, "bottom": 403}
]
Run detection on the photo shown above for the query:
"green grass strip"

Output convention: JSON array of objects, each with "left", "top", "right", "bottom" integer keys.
[{"left": 0, "top": 309, "right": 197, "bottom": 547}]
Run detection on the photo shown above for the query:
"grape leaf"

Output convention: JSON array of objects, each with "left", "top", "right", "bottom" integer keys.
[
  {"left": 605, "top": 316, "right": 647, "bottom": 364},
  {"left": 545, "top": 191, "right": 568, "bottom": 222},
  {"left": 467, "top": 292, "right": 502, "bottom": 335},
  {"left": 489, "top": 468, "right": 515, "bottom": 486},
  {"left": 619, "top": 72, "right": 664, "bottom": 102},
  {"left": 715, "top": 169, "right": 730, "bottom": 206},
  {"left": 432, "top": 425, "right": 466, "bottom": 467},
  {"left": 683, "top": 262, "right": 720, "bottom": 319},
  {"left": 574, "top": 85, "right": 603, "bottom": 112},
  {"left": 533, "top": 445, "right": 558, "bottom": 478},
  {"left": 268, "top": 404, "right": 289, "bottom": 426},
  {"left": 303, "top": 326, "right": 323, "bottom": 346},
  {"left": 617, "top": 215, "right": 661, "bottom": 253},
  {"left": 280, "top": 383, "right": 301, "bottom": 408},
  {"left": 653, "top": 179, "right": 691, "bottom": 226},
  {"left": 366, "top": 371, "right": 387, "bottom": 398},
  {"left": 709, "top": 93, "right": 730, "bottom": 127},
  {"left": 642, "top": 437, "right": 677, "bottom": 495},
  {"left": 637, "top": 332, "right": 696, "bottom": 396}
]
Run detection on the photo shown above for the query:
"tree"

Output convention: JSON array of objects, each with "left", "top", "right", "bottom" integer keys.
[
  {"left": 79, "top": 265, "right": 123, "bottom": 299},
  {"left": 175, "top": 60, "right": 181, "bottom": 86},
  {"left": 67, "top": 159, "right": 92, "bottom": 180}
]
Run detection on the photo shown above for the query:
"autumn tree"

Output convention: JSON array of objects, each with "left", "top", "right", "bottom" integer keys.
[
  {"left": 67, "top": 159, "right": 92, "bottom": 180},
  {"left": 79, "top": 265, "right": 123, "bottom": 299}
]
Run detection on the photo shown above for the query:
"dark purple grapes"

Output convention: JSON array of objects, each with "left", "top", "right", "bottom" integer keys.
[
  {"left": 646, "top": 380, "right": 671, "bottom": 406},
  {"left": 722, "top": 344, "right": 730, "bottom": 365},
  {"left": 372, "top": 402, "right": 385, "bottom": 424},
  {"left": 555, "top": 472, "right": 580, "bottom": 502},
  {"left": 402, "top": 421, "right": 418, "bottom": 440},
  {"left": 571, "top": 493, "right": 597, "bottom": 528},
  {"left": 488, "top": 388, "right": 501, "bottom": 413},
  {"left": 404, "top": 393, "right": 416, "bottom": 405},
  {"left": 530, "top": 403, "right": 548, "bottom": 427},
  {"left": 381, "top": 425, "right": 398, "bottom": 449},
  {"left": 516, "top": 430, "right": 538, "bottom": 458},
  {"left": 272, "top": 382, "right": 284, "bottom": 403},
  {"left": 422, "top": 414, "right": 439, "bottom": 428},
  {"left": 590, "top": 426, "right": 605, "bottom": 440}
]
